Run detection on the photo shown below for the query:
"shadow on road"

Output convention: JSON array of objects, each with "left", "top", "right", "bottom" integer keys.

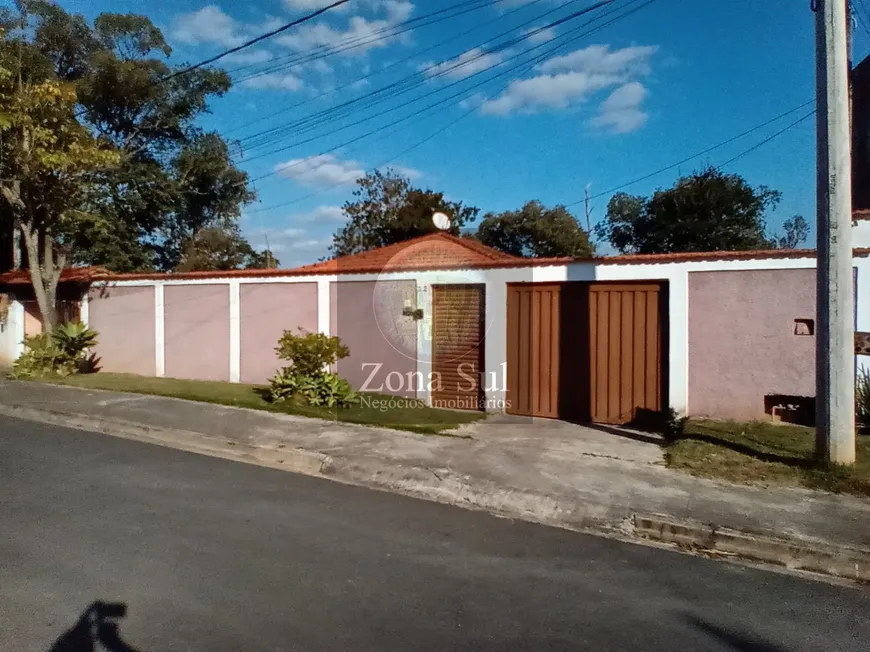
[
  {"left": 48, "top": 601, "right": 145, "bottom": 652},
  {"left": 687, "top": 614, "right": 790, "bottom": 652}
]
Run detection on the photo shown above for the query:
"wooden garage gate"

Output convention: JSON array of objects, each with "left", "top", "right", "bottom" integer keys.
[
  {"left": 506, "top": 282, "right": 664, "bottom": 424},
  {"left": 431, "top": 284, "right": 485, "bottom": 411}
]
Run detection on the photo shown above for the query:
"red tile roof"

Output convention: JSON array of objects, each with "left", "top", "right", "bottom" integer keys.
[
  {"left": 0, "top": 266, "right": 109, "bottom": 286},
  {"left": 5, "top": 239, "right": 869, "bottom": 285},
  {"left": 290, "top": 232, "right": 520, "bottom": 275}
]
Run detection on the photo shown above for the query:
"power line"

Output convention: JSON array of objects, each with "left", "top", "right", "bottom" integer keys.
[
  {"left": 247, "top": 0, "right": 655, "bottom": 213},
  {"left": 159, "top": 0, "right": 351, "bottom": 84},
  {"left": 225, "top": 0, "right": 545, "bottom": 137},
  {"left": 715, "top": 110, "right": 815, "bottom": 169},
  {"left": 563, "top": 99, "right": 816, "bottom": 206},
  {"left": 235, "top": 0, "right": 602, "bottom": 154},
  {"left": 240, "top": 0, "right": 625, "bottom": 165},
  {"left": 229, "top": 0, "right": 500, "bottom": 84}
]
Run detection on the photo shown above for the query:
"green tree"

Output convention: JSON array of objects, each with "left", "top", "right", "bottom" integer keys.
[
  {"left": 595, "top": 167, "right": 783, "bottom": 254},
  {"left": 774, "top": 215, "right": 810, "bottom": 249},
  {"left": 176, "top": 226, "right": 279, "bottom": 272},
  {"left": 0, "top": 54, "right": 119, "bottom": 330},
  {"left": 331, "top": 169, "right": 480, "bottom": 257},
  {"left": 9, "top": 1, "right": 256, "bottom": 273},
  {"left": 476, "top": 201, "right": 594, "bottom": 258}
]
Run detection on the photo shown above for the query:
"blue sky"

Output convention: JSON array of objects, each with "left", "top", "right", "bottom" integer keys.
[{"left": 50, "top": 0, "right": 868, "bottom": 266}]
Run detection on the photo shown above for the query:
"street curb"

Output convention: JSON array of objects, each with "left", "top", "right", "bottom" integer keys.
[
  {"left": 633, "top": 515, "right": 870, "bottom": 582},
  {"left": 0, "top": 404, "right": 335, "bottom": 477},
  {"left": 3, "top": 403, "right": 869, "bottom": 583}
]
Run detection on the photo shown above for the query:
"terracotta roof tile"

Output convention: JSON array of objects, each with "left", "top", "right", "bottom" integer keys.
[
  {"left": 0, "top": 266, "right": 109, "bottom": 286},
  {"left": 23, "top": 241, "right": 870, "bottom": 284},
  {"left": 291, "top": 232, "right": 519, "bottom": 275}
]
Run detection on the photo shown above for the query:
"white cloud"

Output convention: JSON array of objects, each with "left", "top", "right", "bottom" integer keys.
[
  {"left": 537, "top": 44, "right": 657, "bottom": 75},
  {"left": 275, "top": 154, "right": 364, "bottom": 188},
  {"left": 295, "top": 205, "right": 347, "bottom": 222},
  {"left": 480, "top": 71, "right": 618, "bottom": 115},
  {"left": 478, "top": 44, "right": 657, "bottom": 116},
  {"left": 388, "top": 165, "right": 422, "bottom": 180},
  {"left": 283, "top": 0, "right": 352, "bottom": 11},
  {"left": 170, "top": 6, "right": 245, "bottom": 47},
  {"left": 242, "top": 72, "right": 304, "bottom": 91},
  {"left": 245, "top": 225, "right": 332, "bottom": 267},
  {"left": 590, "top": 82, "right": 649, "bottom": 134},
  {"left": 524, "top": 26, "right": 556, "bottom": 44},
  {"left": 276, "top": 1, "right": 414, "bottom": 54},
  {"left": 423, "top": 48, "right": 505, "bottom": 80},
  {"left": 223, "top": 49, "right": 273, "bottom": 64}
]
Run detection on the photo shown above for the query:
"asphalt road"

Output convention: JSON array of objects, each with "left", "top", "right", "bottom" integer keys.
[{"left": 1, "top": 417, "right": 868, "bottom": 652}]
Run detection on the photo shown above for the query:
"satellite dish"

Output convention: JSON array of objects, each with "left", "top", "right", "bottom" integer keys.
[{"left": 432, "top": 211, "right": 451, "bottom": 230}]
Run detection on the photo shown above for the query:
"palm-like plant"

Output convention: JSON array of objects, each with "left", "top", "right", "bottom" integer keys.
[{"left": 52, "top": 321, "right": 98, "bottom": 360}]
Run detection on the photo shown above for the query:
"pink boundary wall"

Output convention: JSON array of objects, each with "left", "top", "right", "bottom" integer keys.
[
  {"left": 164, "top": 284, "right": 230, "bottom": 382},
  {"left": 239, "top": 282, "right": 318, "bottom": 384},
  {"left": 688, "top": 269, "right": 817, "bottom": 420},
  {"left": 331, "top": 280, "right": 418, "bottom": 397},
  {"left": 88, "top": 286, "right": 156, "bottom": 376}
]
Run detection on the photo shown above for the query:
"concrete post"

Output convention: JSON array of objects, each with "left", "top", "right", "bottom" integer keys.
[{"left": 815, "top": 0, "right": 856, "bottom": 463}]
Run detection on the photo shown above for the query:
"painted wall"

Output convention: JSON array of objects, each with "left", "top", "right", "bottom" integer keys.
[
  {"left": 688, "top": 269, "right": 817, "bottom": 420},
  {"left": 88, "top": 286, "right": 156, "bottom": 376},
  {"left": 239, "top": 282, "right": 318, "bottom": 384},
  {"left": 164, "top": 284, "right": 230, "bottom": 381},
  {"left": 330, "top": 280, "right": 418, "bottom": 397},
  {"left": 63, "top": 253, "right": 870, "bottom": 419}
]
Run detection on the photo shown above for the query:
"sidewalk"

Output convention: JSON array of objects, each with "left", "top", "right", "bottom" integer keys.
[{"left": 1, "top": 379, "right": 868, "bottom": 580}]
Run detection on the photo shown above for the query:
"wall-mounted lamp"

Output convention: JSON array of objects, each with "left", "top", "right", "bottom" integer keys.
[{"left": 402, "top": 298, "right": 424, "bottom": 320}]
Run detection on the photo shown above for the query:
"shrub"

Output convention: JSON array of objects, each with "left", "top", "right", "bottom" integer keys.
[
  {"left": 275, "top": 328, "right": 349, "bottom": 376},
  {"left": 9, "top": 322, "right": 99, "bottom": 379},
  {"left": 858, "top": 365, "right": 870, "bottom": 434},
  {"left": 269, "top": 370, "right": 358, "bottom": 408},
  {"left": 268, "top": 330, "right": 357, "bottom": 408},
  {"left": 53, "top": 321, "right": 98, "bottom": 360},
  {"left": 268, "top": 367, "right": 300, "bottom": 403}
]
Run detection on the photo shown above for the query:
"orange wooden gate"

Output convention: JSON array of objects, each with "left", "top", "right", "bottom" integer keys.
[
  {"left": 589, "top": 283, "right": 662, "bottom": 424},
  {"left": 431, "top": 284, "right": 485, "bottom": 411},
  {"left": 506, "top": 282, "right": 663, "bottom": 424},
  {"left": 506, "top": 284, "right": 561, "bottom": 418}
]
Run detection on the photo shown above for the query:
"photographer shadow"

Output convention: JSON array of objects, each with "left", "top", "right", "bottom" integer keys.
[{"left": 48, "top": 601, "right": 145, "bottom": 652}]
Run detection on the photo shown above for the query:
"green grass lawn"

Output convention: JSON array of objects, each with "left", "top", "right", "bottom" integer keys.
[
  {"left": 36, "top": 373, "right": 485, "bottom": 436},
  {"left": 665, "top": 419, "right": 870, "bottom": 497}
]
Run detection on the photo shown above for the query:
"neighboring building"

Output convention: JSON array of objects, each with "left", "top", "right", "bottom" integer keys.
[
  {"left": 2, "top": 233, "right": 868, "bottom": 425},
  {"left": 852, "top": 55, "right": 870, "bottom": 246}
]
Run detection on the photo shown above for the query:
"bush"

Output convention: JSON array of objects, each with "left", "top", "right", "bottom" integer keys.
[
  {"left": 275, "top": 328, "right": 349, "bottom": 376},
  {"left": 10, "top": 322, "right": 100, "bottom": 379},
  {"left": 268, "top": 369, "right": 358, "bottom": 408},
  {"left": 268, "top": 367, "right": 299, "bottom": 403},
  {"left": 268, "top": 330, "right": 357, "bottom": 408},
  {"left": 858, "top": 365, "right": 870, "bottom": 434}
]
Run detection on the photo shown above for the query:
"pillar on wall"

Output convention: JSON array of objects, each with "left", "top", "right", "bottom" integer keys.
[
  {"left": 484, "top": 280, "right": 508, "bottom": 412},
  {"left": 854, "top": 216, "right": 870, "bottom": 249},
  {"left": 154, "top": 284, "right": 165, "bottom": 377}
]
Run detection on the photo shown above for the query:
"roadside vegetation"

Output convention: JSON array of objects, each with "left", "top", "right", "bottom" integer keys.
[
  {"left": 37, "top": 372, "right": 483, "bottom": 435},
  {"left": 664, "top": 419, "right": 870, "bottom": 498}
]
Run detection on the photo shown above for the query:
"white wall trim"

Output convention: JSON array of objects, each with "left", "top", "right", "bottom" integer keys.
[
  {"left": 229, "top": 281, "right": 241, "bottom": 383},
  {"left": 79, "top": 291, "right": 89, "bottom": 328},
  {"left": 154, "top": 284, "right": 165, "bottom": 377},
  {"left": 317, "top": 279, "right": 330, "bottom": 336}
]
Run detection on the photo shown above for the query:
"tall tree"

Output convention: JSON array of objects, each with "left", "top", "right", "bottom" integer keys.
[
  {"left": 176, "top": 226, "right": 279, "bottom": 272},
  {"left": 476, "top": 201, "right": 594, "bottom": 258},
  {"left": 0, "top": 44, "right": 118, "bottom": 330},
  {"left": 595, "top": 167, "right": 785, "bottom": 254},
  {"left": 9, "top": 1, "right": 257, "bottom": 273},
  {"left": 331, "top": 169, "right": 480, "bottom": 257}
]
